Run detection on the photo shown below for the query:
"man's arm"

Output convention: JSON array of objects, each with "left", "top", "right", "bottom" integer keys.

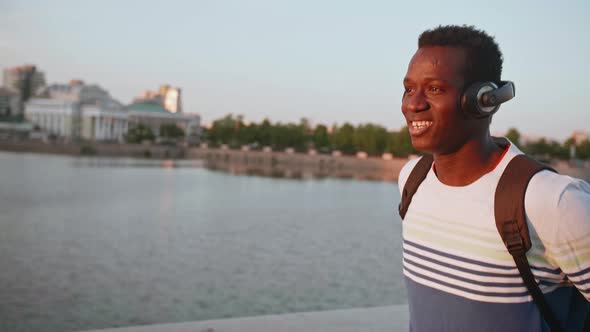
[{"left": 526, "top": 173, "right": 590, "bottom": 300}]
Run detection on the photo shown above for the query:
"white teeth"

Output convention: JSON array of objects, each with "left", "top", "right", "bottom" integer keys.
[{"left": 411, "top": 121, "right": 432, "bottom": 129}]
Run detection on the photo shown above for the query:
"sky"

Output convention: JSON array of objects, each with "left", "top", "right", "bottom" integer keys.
[{"left": 0, "top": 0, "right": 588, "bottom": 141}]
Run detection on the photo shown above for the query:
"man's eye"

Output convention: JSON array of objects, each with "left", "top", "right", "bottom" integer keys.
[
  {"left": 404, "top": 87, "right": 414, "bottom": 94},
  {"left": 428, "top": 86, "right": 443, "bottom": 93}
]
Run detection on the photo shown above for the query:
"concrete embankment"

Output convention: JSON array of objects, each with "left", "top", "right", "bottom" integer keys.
[
  {"left": 0, "top": 140, "right": 186, "bottom": 159},
  {"left": 0, "top": 140, "right": 408, "bottom": 181},
  {"left": 2, "top": 140, "right": 589, "bottom": 182},
  {"left": 80, "top": 305, "right": 409, "bottom": 332},
  {"left": 188, "top": 147, "right": 407, "bottom": 181}
]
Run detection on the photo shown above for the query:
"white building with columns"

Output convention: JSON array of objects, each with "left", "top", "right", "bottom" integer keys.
[
  {"left": 80, "top": 104, "right": 128, "bottom": 142},
  {"left": 25, "top": 80, "right": 201, "bottom": 143},
  {"left": 25, "top": 81, "right": 128, "bottom": 141},
  {"left": 25, "top": 98, "right": 78, "bottom": 137}
]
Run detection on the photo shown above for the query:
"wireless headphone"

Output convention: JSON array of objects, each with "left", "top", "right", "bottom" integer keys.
[{"left": 460, "top": 81, "right": 515, "bottom": 119}]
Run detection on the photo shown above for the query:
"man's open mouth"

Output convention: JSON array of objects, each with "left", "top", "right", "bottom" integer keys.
[
  {"left": 409, "top": 120, "right": 433, "bottom": 136},
  {"left": 411, "top": 121, "right": 433, "bottom": 130}
]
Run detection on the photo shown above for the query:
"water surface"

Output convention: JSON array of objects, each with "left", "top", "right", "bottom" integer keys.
[{"left": 0, "top": 152, "right": 405, "bottom": 332}]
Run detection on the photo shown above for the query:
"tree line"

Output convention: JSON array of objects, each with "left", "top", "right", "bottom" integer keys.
[
  {"left": 203, "top": 114, "right": 414, "bottom": 157},
  {"left": 505, "top": 128, "right": 590, "bottom": 161},
  {"left": 126, "top": 123, "right": 185, "bottom": 144},
  {"left": 201, "top": 114, "right": 590, "bottom": 160}
]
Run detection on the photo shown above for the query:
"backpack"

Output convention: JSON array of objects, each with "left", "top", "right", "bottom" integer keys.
[{"left": 398, "top": 151, "right": 588, "bottom": 332}]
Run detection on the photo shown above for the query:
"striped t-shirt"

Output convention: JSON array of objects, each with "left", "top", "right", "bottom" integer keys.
[{"left": 398, "top": 141, "right": 590, "bottom": 331}]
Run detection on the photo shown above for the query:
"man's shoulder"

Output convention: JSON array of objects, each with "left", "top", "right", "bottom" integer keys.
[
  {"left": 526, "top": 167, "right": 590, "bottom": 208},
  {"left": 523, "top": 160, "right": 590, "bottom": 239}
]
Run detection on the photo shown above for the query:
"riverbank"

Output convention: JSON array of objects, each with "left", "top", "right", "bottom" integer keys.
[
  {"left": 1, "top": 139, "right": 589, "bottom": 182},
  {"left": 0, "top": 140, "right": 407, "bottom": 181}
]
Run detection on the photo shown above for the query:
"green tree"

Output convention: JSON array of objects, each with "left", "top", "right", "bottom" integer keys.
[
  {"left": 567, "top": 138, "right": 590, "bottom": 160},
  {"left": 126, "top": 124, "right": 155, "bottom": 143},
  {"left": 209, "top": 114, "right": 238, "bottom": 145},
  {"left": 257, "top": 118, "right": 273, "bottom": 147},
  {"left": 312, "top": 124, "right": 330, "bottom": 150},
  {"left": 505, "top": 128, "right": 521, "bottom": 148},
  {"left": 577, "top": 140, "right": 590, "bottom": 159},
  {"left": 354, "top": 124, "right": 389, "bottom": 155},
  {"left": 332, "top": 123, "right": 356, "bottom": 154},
  {"left": 160, "top": 123, "right": 185, "bottom": 138},
  {"left": 388, "top": 127, "right": 416, "bottom": 157},
  {"left": 270, "top": 122, "right": 307, "bottom": 151},
  {"left": 525, "top": 138, "right": 568, "bottom": 160}
]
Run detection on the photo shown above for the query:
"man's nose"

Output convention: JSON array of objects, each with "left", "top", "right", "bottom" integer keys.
[{"left": 403, "top": 91, "right": 430, "bottom": 113}]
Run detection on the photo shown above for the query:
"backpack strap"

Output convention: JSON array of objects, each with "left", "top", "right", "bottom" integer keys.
[
  {"left": 494, "top": 154, "right": 563, "bottom": 332},
  {"left": 399, "top": 155, "right": 433, "bottom": 220}
]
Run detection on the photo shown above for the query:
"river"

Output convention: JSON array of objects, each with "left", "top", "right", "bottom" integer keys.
[{"left": 0, "top": 151, "right": 405, "bottom": 332}]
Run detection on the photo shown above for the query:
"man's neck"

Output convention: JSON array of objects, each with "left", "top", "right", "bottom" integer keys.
[{"left": 433, "top": 135, "right": 505, "bottom": 186}]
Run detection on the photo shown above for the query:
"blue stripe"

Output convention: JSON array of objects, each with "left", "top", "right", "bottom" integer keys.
[
  {"left": 405, "top": 247, "right": 564, "bottom": 281},
  {"left": 404, "top": 239, "right": 515, "bottom": 270},
  {"left": 404, "top": 239, "right": 563, "bottom": 276},
  {"left": 567, "top": 265, "right": 590, "bottom": 278},
  {"left": 403, "top": 257, "right": 524, "bottom": 287},
  {"left": 530, "top": 265, "right": 562, "bottom": 275},
  {"left": 404, "top": 248, "right": 521, "bottom": 278},
  {"left": 570, "top": 276, "right": 590, "bottom": 287},
  {"left": 403, "top": 264, "right": 532, "bottom": 298},
  {"left": 404, "top": 258, "right": 558, "bottom": 290}
]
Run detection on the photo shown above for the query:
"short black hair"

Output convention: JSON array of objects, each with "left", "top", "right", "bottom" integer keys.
[{"left": 418, "top": 25, "right": 503, "bottom": 85}]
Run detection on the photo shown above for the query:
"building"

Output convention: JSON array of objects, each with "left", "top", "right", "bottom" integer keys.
[
  {"left": 134, "top": 90, "right": 162, "bottom": 104},
  {"left": 0, "top": 87, "right": 20, "bottom": 117},
  {"left": 159, "top": 84, "right": 182, "bottom": 114},
  {"left": 25, "top": 81, "right": 127, "bottom": 141},
  {"left": 2, "top": 65, "right": 46, "bottom": 116},
  {"left": 126, "top": 101, "right": 199, "bottom": 141},
  {"left": 25, "top": 80, "right": 200, "bottom": 143},
  {"left": 25, "top": 98, "right": 79, "bottom": 138},
  {"left": 133, "top": 84, "right": 183, "bottom": 114},
  {"left": 572, "top": 130, "right": 589, "bottom": 145}
]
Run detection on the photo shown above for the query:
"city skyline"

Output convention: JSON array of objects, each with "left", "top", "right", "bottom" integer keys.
[{"left": 1, "top": 0, "right": 588, "bottom": 140}]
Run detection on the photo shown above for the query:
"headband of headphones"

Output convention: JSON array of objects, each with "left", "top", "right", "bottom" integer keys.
[{"left": 460, "top": 81, "right": 515, "bottom": 119}]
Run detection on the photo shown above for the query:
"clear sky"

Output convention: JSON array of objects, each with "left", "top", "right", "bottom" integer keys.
[{"left": 1, "top": 0, "right": 588, "bottom": 140}]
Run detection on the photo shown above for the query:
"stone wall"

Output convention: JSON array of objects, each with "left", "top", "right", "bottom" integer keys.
[
  {"left": 2, "top": 140, "right": 588, "bottom": 182},
  {"left": 188, "top": 147, "right": 408, "bottom": 181},
  {"left": 0, "top": 140, "right": 185, "bottom": 159}
]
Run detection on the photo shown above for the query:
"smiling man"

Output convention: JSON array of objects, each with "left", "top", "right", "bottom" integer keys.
[{"left": 397, "top": 25, "right": 590, "bottom": 331}]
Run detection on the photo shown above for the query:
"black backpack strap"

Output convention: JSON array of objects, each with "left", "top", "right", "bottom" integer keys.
[
  {"left": 494, "top": 154, "right": 563, "bottom": 331},
  {"left": 399, "top": 155, "right": 433, "bottom": 220}
]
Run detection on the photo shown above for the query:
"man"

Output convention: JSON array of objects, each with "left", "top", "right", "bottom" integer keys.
[{"left": 398, "top": 25, "right": 590, "bottom": 331}]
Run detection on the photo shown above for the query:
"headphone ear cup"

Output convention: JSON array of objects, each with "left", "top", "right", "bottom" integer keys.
[{"left": 460, "top": 82, "right": 499, "bottom": 119}]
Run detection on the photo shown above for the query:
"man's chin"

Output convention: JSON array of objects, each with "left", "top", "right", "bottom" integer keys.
[{"left": 410, "top": 138, "right": 434, "bottom": 155}]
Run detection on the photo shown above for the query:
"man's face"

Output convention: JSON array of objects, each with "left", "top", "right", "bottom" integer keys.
[{"left": 402, "top": 46, "right": 478, "bottom": 155}]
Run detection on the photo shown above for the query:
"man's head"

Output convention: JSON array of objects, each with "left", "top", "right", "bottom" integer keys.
[
  {"left": 402, "top": 25, "right": 504, "bottom": 154},
  {"left": 419, "top": 25, "right": 503, "bottom": 86}
]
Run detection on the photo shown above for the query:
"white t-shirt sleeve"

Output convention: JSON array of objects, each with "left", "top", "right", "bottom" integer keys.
[{"left": 526, "top": 172, "right": 590, "bottom": 300}]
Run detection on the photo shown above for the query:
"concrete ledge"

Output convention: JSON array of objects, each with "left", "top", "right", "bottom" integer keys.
[{"left": 81, "top": 305, "right": 408, "bottom": 332}]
